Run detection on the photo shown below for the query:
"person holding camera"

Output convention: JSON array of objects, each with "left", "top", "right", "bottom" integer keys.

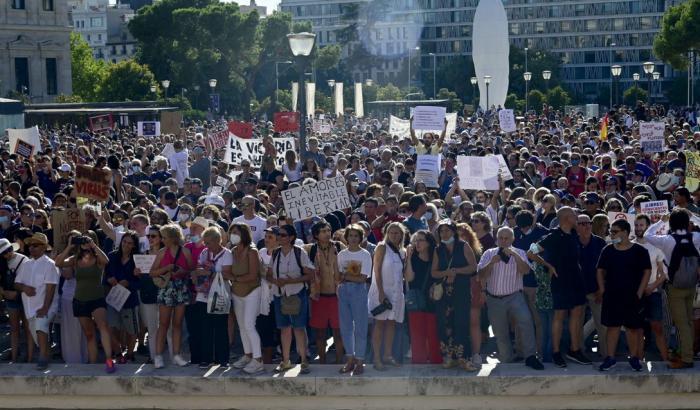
[{"left": 55, "top": 231, "right": 115, "bottom": 373}]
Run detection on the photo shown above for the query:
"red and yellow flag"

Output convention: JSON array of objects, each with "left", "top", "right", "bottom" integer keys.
[{"left": 600, "top": 114, "right": 608, "bottom": 141}]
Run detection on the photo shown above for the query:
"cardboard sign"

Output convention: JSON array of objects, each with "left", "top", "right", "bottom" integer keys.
[
  {"left": 133, "top": 255, "right": 157, "bottom": 274},
  {"left": 456, "top": 156, "right": 501, "bottom": 190},
  {"left": 639, "top": 122, "right": 665, "bottom": 153},
  {"left": 137, "top": 121, "right": 160, "bottom": 137},
  {"left": 50, "top": 208, "right": 86, "bottom": 253},
  {"left": 490, "top": 154, "right": 513, "bottom": 181},
  {"left": 207, "top": 186, "right": 223, "bottom": 195},
  {"left": 498, "top": 109, "right": 516, "bottom": 133},
  {"left": 14, "top": 139, "right": 34, "bottom": 158},
  {"left": 8, "top": 126, "right": 41, "bottom": 156},
  {"left": 207, "top": 129, "right": 229, "bottom": 151},
  {"left": 160, "top": 111, "right": 183, "bottom": 135},
  {"left": 389, "top": 115, "right": 411, "bottom": 139},
  {"left": 274, "top": 112, "right": 300, "bottom": 133},
  {"left": 415, "top": 155, "right": 441, "bottom": 188},
  {"left": 607, "top": 212, "right": 636, "bottom": 225},
  {"left": 89, "top": 114, "right": 114, "bottom": 132},
  {"left": 282, "top": 176, "right": 352, "bottom": 221},
  {"left": 686, "top": 151, "right": 700, "bottom": 192},
  {"left": 224, "top": 135, "right": 294, "bottom": 167},
  {"left": 641, "top": 200, "right": 669, "bottom": 217},
  {"left": 106, "top": 284, "right": 131, "bottom": 312},
  {"left": 412, "top": 106, "right": 446, "bottom": 131},
  {"left": 228, "top": 121, "right": 253, "bottom": 139},
  {"left": 417, "top": 112, "right": 458, "bottom": 139},
  {"left": 215, "top": 176, "right": 229, "bottom": 187},
  {"left": 75, "top": 165, "right": 112, "bottom": 202}
]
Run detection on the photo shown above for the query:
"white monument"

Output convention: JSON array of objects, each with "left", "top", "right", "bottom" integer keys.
[{"left": 472, "top": 0, "right": 509, "bottom": 110}]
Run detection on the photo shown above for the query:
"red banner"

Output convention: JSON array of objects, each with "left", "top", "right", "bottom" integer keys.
[
  {"left": 274, "top": 112, "right": 300, "bottom": 133},
  {"left": 89, "top": 114, "right": 114, "bottom": 132},
  {"left": 228, "top": 121, "right": 253, "bottom": 139},
  {"left": 207, "top": 129, "right": 229, "bottom": 151}
]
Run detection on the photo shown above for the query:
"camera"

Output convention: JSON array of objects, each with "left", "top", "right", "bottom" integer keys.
[
  {"left": 72, "top": 236, "right": 88, "bottom": 246},
  {"left": 371, "top": 298, "right": 393, "bottom": 317}
]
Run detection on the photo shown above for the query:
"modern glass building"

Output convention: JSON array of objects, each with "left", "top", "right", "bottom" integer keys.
[{"left": 280, "top": 0, "right": 687, "bottom": 103}]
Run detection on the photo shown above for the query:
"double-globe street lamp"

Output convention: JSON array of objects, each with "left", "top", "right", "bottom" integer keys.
[
  {"left": 287, "top": 32, "right": 316, "bottom": 158},
  {"left": 470, "top": 76, "right": 478, "bottom": 110},
  {"left": 523, "top": 71, "right": 532, "bottom": 113}
]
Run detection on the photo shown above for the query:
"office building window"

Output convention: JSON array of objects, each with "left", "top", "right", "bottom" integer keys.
[
  {"left": 91, "top": 17, "right": 103, "bottom": 27},
  {"left": 42, "top": 0, "right": 54, "bottom": 11},
  {"left": 46, "top": 58, "right": 57, "bottom": 95},
  {"left": 11, "top": 0, "right": 25, "bottom": 9},
  {"left": 15, "top": 58, "right": 29, "bottom": 94}
]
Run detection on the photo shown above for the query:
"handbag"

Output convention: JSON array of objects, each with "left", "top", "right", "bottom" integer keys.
[
  {"left": 429, "top": 249, "right": 454, "bottom": 302},
  {"left": 406, "top": 253, "right": 432, "bottom": 312},
  {"left": 153, "top": 247, "right": 181, "bottom": 289},
  {"left": 207, "top": 271, "right": 232, "bottom": 315},
  {"left": 280, "top": 294, "right": 301, "bottom": 315}
]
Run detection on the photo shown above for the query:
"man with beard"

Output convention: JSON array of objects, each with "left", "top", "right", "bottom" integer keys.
[{"left": 410, "top": 117, "right": 447, "bottom": 155}]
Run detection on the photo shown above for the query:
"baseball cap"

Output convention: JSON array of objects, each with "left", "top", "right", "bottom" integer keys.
[
  {"left": 264, "top": 226, "right": 280, "bottom": 235},
  {"left": 59, "top": 164, "right": 72, "bottom": 172}
]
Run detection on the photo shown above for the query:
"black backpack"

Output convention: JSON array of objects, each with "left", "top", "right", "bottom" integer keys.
[
  {"left": 668, "top": 233, "right": 700, "bottom": 289},
  {"left": 308, "top": 241, "right": 342, "bottom": 263}
]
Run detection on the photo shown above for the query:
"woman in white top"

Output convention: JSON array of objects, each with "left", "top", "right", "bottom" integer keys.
[
  {"left": 257, "top": 226, "right": 279, "bottom": 364},
  {"left": 368, "top": 222, "right": 407, "bottom": 371},
  {"left": 282, "top": 150, "right": 303, "bottom": 183}
]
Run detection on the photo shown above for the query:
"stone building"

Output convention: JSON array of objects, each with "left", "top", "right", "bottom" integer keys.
[{"left": 0, "top": 0, "right": 73, "bottom": 102}]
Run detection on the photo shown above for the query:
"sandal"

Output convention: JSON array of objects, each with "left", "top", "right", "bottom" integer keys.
[
  {"left": 458, "top": 358, "right": 479, "bottom": 372},
  {"left": 352, "top": 361, "right": 364, "bottom": 375},
  {"left": 339, "top": 359, "right": 355, "bottom": 374},
  {"left": 383, "top": 357, "right": 401, "bottom": 367}
]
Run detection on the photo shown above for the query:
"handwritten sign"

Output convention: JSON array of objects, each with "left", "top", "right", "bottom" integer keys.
[
  {"left": 133, "top": 255, "right": 157, "bottom": 274},
  {"left": 639, "top": 122, "right": 665, "bottom": 153},
  {"left": 282, "top": 176, "right": 352, "bottom": 221},
  {"left": 607, "top": 212, "right": 636, "bottom": 225},
  {"left": 498, "top": 109, "right": 516, "bottom": 133},
  {"left": 75, "top": 165, "right": 112, "bottom": 202},
  {"left": 106, "top": 284, "right": 131, "bottom": 312},
  {"left": 456, "top": 156, "right": 501, "bottom": 190},
  {"left": 412, "top": 106, "right": 446, "bottom": 131},
  {"left": 685, "top": 151, "right": 700, "bottom": 192},
  {"left": 8, "top": 126, "right": 41, "bottom": 156},
  {"left": 415, "top": 155, "right": 441, "bottom": 188},
  {"left": 207, "top": 186, "right": 223, "bottom": 195},
  {"left": 641, "top": 200, "right": 669, "bottom": 218},
  {"left": 207, "top": 129, "right": 229, "bottom": 151},
  {"left": 50, "top": 208, "right": 86, "bottom": 253},
  {"left": 215, "top": 176, "right": 229, "bottom": 187},
  {"left": 224, "top": 135, "right": 294, "bottom": 167}
]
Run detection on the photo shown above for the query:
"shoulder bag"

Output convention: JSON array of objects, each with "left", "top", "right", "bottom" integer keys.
[{"left": 153, "top": 247, "right": 181, "bottom": 289}]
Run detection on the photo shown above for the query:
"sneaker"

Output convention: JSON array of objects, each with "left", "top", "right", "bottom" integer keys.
[
  {"left": 598, "top": 356, "right": 617, "bottom": 372},
  {"left": 628, "top": 356, "right": 642, "bottom": 372},
  {"left": 273, "top": 360, "right": 294, "bottom": 373},
  {"left": 525, "top": 355, "right": 544, "bottom": 371},
  {"left": 233, "top": 355, "right": 252, "bottom": 369},
  {"left": 552, "top": 352, "right": 567, "bottom": 368},
  {"left": 243, "top": 359, "right": 264, "bottom": 374},
  {"left": 36, "top": 359, "right": 48, "bottom": 371},
  {"left": 154, "top": 355, "right": 165, "bottom": 369},
  {"left": 172, "top": 354, "right": 189, "bottom": 367},
  {"left": 105, "top": 359, "right": 116, "bottom": 374},
  {"left": 300, "top": 361, "right": 311, "bottom": 374},
  {"left": 566, "top": 350, "right": 592, "bottom": 365},
  {"left": 198, "top": 362, "right": 211, "bottom": 369}
]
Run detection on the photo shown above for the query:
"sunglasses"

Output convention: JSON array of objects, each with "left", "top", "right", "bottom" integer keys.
[{"left": 148, "top": 234, "right": 160, "bottom": 238}]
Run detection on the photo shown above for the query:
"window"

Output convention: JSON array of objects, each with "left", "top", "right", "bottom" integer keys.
[
  {"left": 46, "top": 58, "right": 57, "bottom": 95},
  {"left": 640, "top": 17, "right": 652, "bottom": 30},
  {"left": 535, "top": 22, "right": 544, "bottom": 34},
  {"left": 14, "top": 58, "right": 29, "bottom": 93},
  {"left": 91, "top": 17, "right": 103, "bottom": 27},
  {"left": 97, "top": 34, "right": 102, "bottom": 41},
  {"left": 614, "top": 18, "right": 624, "bottom": 31},
  {"left": 42, "top": 0, "right": 53, "bottom": 11},
  {"left": 11, "top": 0, "right": 25, "bottom": 9}
]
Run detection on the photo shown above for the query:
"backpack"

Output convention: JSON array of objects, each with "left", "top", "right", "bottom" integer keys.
[
  {"left": 309, "top": 241, "right": 342, "bottom": 263},
  {"left": 271, "top": 245, "right": 306, "bottom": 293},
  {"left": 668, "top": 234, "right": 700, "bottom": 289}
]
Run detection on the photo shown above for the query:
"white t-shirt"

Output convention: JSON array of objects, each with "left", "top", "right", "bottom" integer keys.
[
  {"left": 636, "top": 240, "right": 667, "bottom": 290},
  {"left": 233, "top": 214, "right": 267, "bottom": 244},
  {"left": 282, "top": 162, "right": 303, "bottom": 182},
  {"left": 196, "top": 247, "right": 233, "bottom": 303},
  {"left": 15, "top": 255, "right": 60, "bottom": 318},
  {"left": 168, "top": 149, "right": 190, "bottom": 188},
  {"left": 337, "top": 248, "right": 373, "bottom": 278},
  {"left": 271, "top": 247, "right": 314, "bottom": 297}
]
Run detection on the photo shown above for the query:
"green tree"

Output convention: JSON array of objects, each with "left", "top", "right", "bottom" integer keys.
[
  {"left": 504, "top": 93, "right": 524, "bottom": 112},
  {"left": 623, "top": 85, "right": 648, "bottom": 105},
  {"left": 663, "top": 76, "right": 700, "bottom": 105},
  {"left": 653, "top": 0, "right": 700, "bottom": 69},
  {"left": 376, "top": 83, "right": 403, "bottom": 101},
  {"left": 436, "top": 88, "right": 463, "bottom": 113},
  {"left": 54, "top": 94, "right": 84, "bottom": 103},
  {"left": 434, "top": 55, "right": 474, "bottom": 102},
  {"left": 314, "top": 90, "right": 333, "bottom": 113},
  {"left": 275, "top": 89, "right": 293, "bottom": 111},
  {"left": 509, "top": 46, "right": 563, "bottom": 98},
  {"left": 528, "top": 89, "right": 546, "bottom": 111},
  {"left": 546, "top": 86, "right": 571, "bottom": 110},
  {"left": 70, "top": 32, "right": 107, "bottom": 101},
  {"left": 98, "top": 59, "right": 158, "bottom": 102}
]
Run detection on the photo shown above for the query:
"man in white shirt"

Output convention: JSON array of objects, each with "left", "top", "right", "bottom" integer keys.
[
  {"left": 168, "top": 140, "right": 189, "bottom": 189},
  {"left": 14, "top": 233, "right": 59, "bottom": 370},
  {"left": 233, "top": 196, "right": 267, "bottom": 244}
]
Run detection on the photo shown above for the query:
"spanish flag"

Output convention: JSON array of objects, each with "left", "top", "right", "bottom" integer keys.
[{"left": 600, "top": 114, "right": 608, "bottom": 141}]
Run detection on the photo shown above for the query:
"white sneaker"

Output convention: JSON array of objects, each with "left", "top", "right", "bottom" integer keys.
[
  {"left": 154, "top": 355, "right": 164, "bottom": 369},
  {"left": 172, "top": 354, "right": 189, "bottom": 367},
  {"left": 233, "top": 355, "right": 252, "bottom": 369},
  {"left": 242, "top": 359, "right": 264, "bottom": 374}
]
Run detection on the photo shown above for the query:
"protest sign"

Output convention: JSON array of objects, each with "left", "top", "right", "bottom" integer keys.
[
  {"left": 160, "top": 143, "right": 176, "bottom": 158},
  {"left": 207, "top": 186, "right": 223, "bottom": 195},
  {"left": 228, "top": 121, "right": 253, "bottom": 139},
  {"left": 639, "top": 122, "right": 665, "bottom": 153},
  {"left": 133, "top": 255, "right": 157, "bottom": 274},
  {"left": 224, "top": 135, "right": 294, "bottom": 167},
  {"left": 282, "top": 176, "right": 352, "bottom": 221},
  {"left": 274, "top": 112, "right": 300, "bottom": 132},
  {"left": 456, "top": 156, "right": 501, "bottom": 190},
  {"left": 490, "top": 154, "right": 513, "bottom": 181},
  {"left": 106, "top": 284, "right": 131, "bottom": 312},
  {"left": 607, "top": 212, "right": 636, "bottom": 225},
  {"left": 215, "top": 176, "right": 229, "bottom": 187},
  {"left": 685, "top": 151, "right": 700, "bottom": 191},
  {"left": 640, "top": 200, "right": 669, "bottom": 218},
  {"left": 412, "top": 106, "right": 446, "bottom": 131},
  {"left": 14, "top": 139, "right": 34, "bottom": 158},
  {"left": 389, "top": 115, "right": 411, "bottom": 139},
  {"left": 137, "top": 121, "right": 160, "bottom": 137},
  {"left": 75, "top": 165, "right": 112, "bottom": 202},
  {"left": 88, "top": 114, "right": 114, "bottom": 132},
  {"left": 498, "top": 109, "right": 516, "bottom": 133},
  {"left": 207, "top": 129, "right": 229, "bottom": 151},
  {"left": 415, "top": 155, "right": 441, "bottom": 188},
  {"left": 160, "top": 111, "right": 183, "bottom": 135},
  {"left": 50, "top": 208, "right": 86, "bottom": 252},
  {"left": 417, "top": 112, "right": 458, "bottom": 139},
  {"left": 8, "top": 126, "right": 41, "bottom": 157}
]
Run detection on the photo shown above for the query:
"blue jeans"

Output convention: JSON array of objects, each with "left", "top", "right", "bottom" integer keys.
[
  {"left": 338, "top": 282, "right": 369, "bottom": 360},
  {"left": 538, "top": 309, "right": 554, "bottom": 362}
]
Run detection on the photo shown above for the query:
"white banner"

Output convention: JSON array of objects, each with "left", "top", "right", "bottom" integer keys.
[
  {"left": 389, "top": 115, "right": 411, "bottom": 139},
  {"left": 412, "top": 106, "right": 446, "bottom": 131},
  {"left": 415, "top": 155, "right": 441, "bottom": 188},
  {"left": 418, "top": 112, "right": 457, "bottom": 139},
  {"left": 639, "top": 122, "right": 665, "bottom": 153},
  {"left": 291, "top": 82, "right": 298, "bottom": 112},
  {"left": 640, "top": 200, "right": 669, "bottom": 217},
  {"left": 498, "top": 109, "right": 516, "bottom": 133},
  {"left": 282, "top": 176, "right": 352, "bottom": 221},
  {"left": 133, "top": 255, "right": 157, "bottom": 274},
  {"left": 306, "top": 82, "right": 315, "bottom": 116},
  {"left": 224, "top": 134, "right": 294, "bottom": 167},
  {"left": 8, "top": 126, "right": 41, "bottom": 157},
  {"left": 456, "top": 155, "right": 501, "bottom": 190},
  {"left": 355, "top": 82, "right": 364, "bottom": 118},
  {"left": 335, "top": 82, "right": 344, "bottom": 116},
  {"left": 490, "top": 154, "right": 513, "bottom": 181},
  {"left": 137, "top": 121, "right": 161, "bottom": 137}
]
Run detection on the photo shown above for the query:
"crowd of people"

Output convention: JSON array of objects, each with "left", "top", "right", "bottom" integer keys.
[{"left": 0, "top": 100, "right": 699, "bottom": 375}]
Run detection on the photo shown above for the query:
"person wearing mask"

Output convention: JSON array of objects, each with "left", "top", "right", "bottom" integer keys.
[
  {"left": 477, "top": 227, "right": 544, "bottom": 370},
  {"left": 55, "top": 232, "right": 115, "bottom": 373},
  {"left": 233, "top": 196, "right": 267, "bottom": 244},
  {"left": 336, "top": 224, "right": 372, "bottom": 375},
  {"left": 595, "top": 219, "right": 651, "bottom": 371},
  {"left": 257, "top": 226, "right": 280, "bottom": 364},
  {"left": 0, "top": 238, "right": 31, "bottom": 363}
]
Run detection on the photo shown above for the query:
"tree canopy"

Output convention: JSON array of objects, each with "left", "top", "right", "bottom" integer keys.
[{"left": 653, "top": 0, "right": 700, "bottom": 69}]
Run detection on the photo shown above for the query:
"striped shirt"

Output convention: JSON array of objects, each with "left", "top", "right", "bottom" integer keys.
[{"left": 477, "top": 247, "right": 529, "bottom": 296}]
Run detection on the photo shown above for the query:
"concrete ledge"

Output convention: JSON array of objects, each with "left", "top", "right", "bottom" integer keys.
[{"left": 1, "top": 362, "right": 699, "bottom": 409}]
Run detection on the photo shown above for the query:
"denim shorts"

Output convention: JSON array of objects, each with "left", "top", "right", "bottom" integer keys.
[
  {"left": 273, "top": 288, "right": 309, "bottom": 329},
  {"left": 644, "top": 292, "right": 664, "bottom": 322}
]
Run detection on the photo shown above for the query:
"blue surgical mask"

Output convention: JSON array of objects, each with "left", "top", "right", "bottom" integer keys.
[
  {"left": 571, "top": 159, "right": 580, "bottom": 166},
  {"left": 190, "top": 235, "right": 200, "bottom": 243},
  {"left": 610, "top": 237, "right": 622, "bottom": 245},
  {"left": 441, "top": 237, "right": 455, "bottom": 245}
]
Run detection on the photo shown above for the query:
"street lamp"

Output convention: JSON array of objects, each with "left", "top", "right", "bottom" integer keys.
[
  {"left": 523, "top": 71, "right": 532, "bottom": 113},
  {"left": 643, "top": 61, "right": 654, "bottom": 104},
  {"left": 653, "top": 71, "right": 661, "bottom": 103},
  {"left": 327, "top": 79, "right": 336, "bottom": 89},
  {"left": 484, "top": 75, "right": 492, "bottom": 110},
  {"left": 150, "top": 84, "right": 156, "bottom": 100},
  {"left": 287, "top": 32, "right": 316, "bottom": 158},
  {"left": 428, "top": 52, "right": 437, "bottom": 98},
  {"left": 275, "top": 60, "right": 293, "bottom": 110},
  {"left": 365, "top": 79, "right": 373, "bottom": 87},
  {"left": 470, "top": 76, "right": 478, "bottom": 110},
  {"left": 542, "top": 70, "right": 551, "bottom": 91},
  {"left": 208, "top": 79, "right": 218, "bottom": 113},
  {"left": 611, "top": 65, "right": 622, "bottom": 106},
  {"left": 193, "top": 85, "right": 200, "bottom": 109},
  {"left": 161, "top": 80, "right": 170, "bottom": 100},
  {"left": 407, "top": 46, "right": 420, "bottom": 91}
]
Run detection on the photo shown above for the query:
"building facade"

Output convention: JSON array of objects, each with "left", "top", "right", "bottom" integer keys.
[
  {"left": 240, "top": 0, "right": 268, "bottom": 16},
  {"left": 0, "top": 0, "right": 73, "bottom": 102},
  {"left": 280, "top": 0, "right": 686, "bottom": 102},
  {"left": 68, "top": 0, "right": 137, "bottom": 63}
]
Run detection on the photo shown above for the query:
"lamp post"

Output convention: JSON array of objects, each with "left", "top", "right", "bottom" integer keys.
[
  {"left": 428, "top": 52, "right": 437, "bottom": 98},
  {"left": 407, "top": 46, "right": 420, "bottom": 92},
  {"left": 542, "top": 70, "right": 551, "bottom": 92},
  {"left": 523, "top": 71, "right": 532, "bottom": 113},
  {"left": 484, "top": 75, "right": 492, "bottom": 110},
  {"left": 193, "top": 85, "right": 200, "bottom": 109},
  {"left": 275, "top": 60, "right": 293, "bottom": 110},
  {"left": 287, "top": 31, "right": 316, "bottom": 158},
  {"left": 653, "top": 71, "right": 661, "bottom": 104},
  {"left": 643, "top": 61, "right": 654, "bottom": 104},
  {"left": 327, "top": 79, "right": 335, "bottom": 90},
  {"left": 611, "top": 65, "right": 622, "bottom": 106},
  {"left": 365, "top": 79, "right": 373, "bottom": 87},
  {"left": 161, "top": 80, "right": 170, "bottom": 101},
  {"left": 208, "top": 78, "right": 218, "bottom": 113},
  {"left": 470, "top": 76, "right": 478, "bottom": 110},
  {"left": 609, "top": 42, "right": 616, "bottom": 108},
  {"left": 150, "top": 84, "right": 156, "bottom": 100}
]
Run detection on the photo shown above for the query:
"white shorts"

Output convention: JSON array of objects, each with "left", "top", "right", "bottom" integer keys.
[{"left": 28, "top": 315, "right": 54, "bottom": 345}]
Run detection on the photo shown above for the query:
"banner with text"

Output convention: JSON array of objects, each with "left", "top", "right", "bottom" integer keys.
[
  {"left": 8, "top": 126, "right": 41, "bottom": 157},
  {"left": 137, "top": 121, "right": 160, "bottom": 137},
  {"left": 686, "top": 151, "right": 700, "bottom": 192},
  {"left": 75, "top": 165, "right": 112, "bottom": 202},
  {"left": 389, "top": 115, "right": 411, "bottom": 139},
  {"left": 412, "top": 106, "right": 447, "bottom": 131},
  {"left": 274, "top": 112, "right": 300, "bottom": 133},
  {"left": 89, "top": 114, "right": 114, "bottom": 132},
  {"left": 207, "top": 129, "right": 229, "bottom": 151},
  {"left": 224, "top": 135, "right": 294, "bottom": 167},
  {"left": 282, "top": 176, "right": 352, "bottom": 221},
  {"left": 415, "top": 154, "right": 441, "bottom": 188},
  {"left": 228, "top": 121, "right": 253, "bottom": 139},
  {"left": 456, "top": 156, "right": 501, "bottom": 190},
  {"left": 639, "top": 122, "right": 665, "bottom": 153}
]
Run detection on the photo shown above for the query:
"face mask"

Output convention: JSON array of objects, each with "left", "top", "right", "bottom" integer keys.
[
  {"left": 571, "top": 159, "right": 580, "bottom": 166},
  {"left": 610, "top": 237, "right": 622, "bottom": 245},
  {"left": 179, "top": 213, "right": 190, "bottom": 222},
  {"left": 672, "top": 176, "right": 681, "bottom": 185},
  {"left": 132, "top": 165, "right": 141, "bottom": 173},
  {"left": 424, "top": 212, "right": 433, "bottom": 220},
  {"left": 190, "top": 235, "right": 200, "bottom": 243},
  {"left": 441, "top": 237, "right": 455, "bottom": 245},
  {"left": 230, "top": 234, "right": 241, "bottom": 245}
]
